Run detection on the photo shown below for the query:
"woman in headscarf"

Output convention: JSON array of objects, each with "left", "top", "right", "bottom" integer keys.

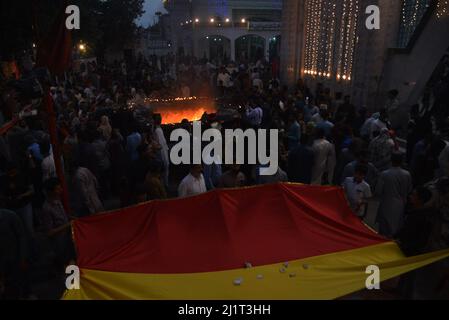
[
  {"left": 360, "top": 112, "right": 380, "bottom": 140},
  {"left": 369, "top": 128, "right": 395, "bottom": 171},
  {"left": 97, "top": 115, "right": 112, "bottom": 141}
]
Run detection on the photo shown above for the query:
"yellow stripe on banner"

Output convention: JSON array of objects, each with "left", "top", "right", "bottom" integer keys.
[{"left": 63, "top": 242, "right": 449, "bottom": 300}]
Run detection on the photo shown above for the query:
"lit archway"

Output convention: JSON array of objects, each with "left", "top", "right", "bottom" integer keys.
[
  {"left": 198, "top": 35, "right": 231, "bottom": 65},
  {"left": 269, "top": 35, "right": 281, "bottom": 62},
  {"left": 235, "top": 35, "right": 266, "bottom": 63}
]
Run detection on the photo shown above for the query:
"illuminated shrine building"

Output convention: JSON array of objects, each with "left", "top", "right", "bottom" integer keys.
[
  {"left": 164, "top": 0, "right": 283, "bottom": 63},
  {"left": 280, "top": 0, "right": 449, "bottom": 111}
]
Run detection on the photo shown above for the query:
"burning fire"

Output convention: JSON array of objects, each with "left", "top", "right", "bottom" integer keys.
[
  {"left": 157, "top": 107, "right": 215, "bottom": 124},
  {"left": 144, "top": 96, "right": 199, "bottom": 103},
  {"left": 128, "top": 96, "right": 216, "bottom": 124},
  {"left": 150, "top": 97, "right": 216, "bottom": 124}
]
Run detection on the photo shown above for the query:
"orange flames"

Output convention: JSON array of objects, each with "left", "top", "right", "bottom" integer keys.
[
  {"left": 157, "top": 107, "right": 215, "bottom": 124},
  {"left": 150, "top": 97, "right": 216, "bottom": 124}
]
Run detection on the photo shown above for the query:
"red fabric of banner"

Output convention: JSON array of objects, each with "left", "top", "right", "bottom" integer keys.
[{"left": 73, "top": 184, "right": 387, "bottom": 274}]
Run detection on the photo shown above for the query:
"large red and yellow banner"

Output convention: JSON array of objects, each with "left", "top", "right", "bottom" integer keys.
[{"left": 64, "top": 183, "right": 449, "bottom": 300}]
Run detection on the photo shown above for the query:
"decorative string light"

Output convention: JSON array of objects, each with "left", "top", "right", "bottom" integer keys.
[
  {"left": 347, "top": 0, "right": 359, "bottom": 79},
  {"left": 327, "top": 2, "right": 337, "bottom": 77},
  {"left": 335, "top": 0, "right": 359, "bottom": 82},
  {"left": 437, "top": 0, "right": 449, "bottom": 18},
  {"left": 398, "top": 0, "right": 431, "bottom": 47},
  {"left": 304, "top": 0, "right": 313, "bottom": 74},
  {"left": 303, "top": 0, "right": 358, "bottom": 82},
  {"left": 303, "top": 0, "right": 337, "bottom": 79}
]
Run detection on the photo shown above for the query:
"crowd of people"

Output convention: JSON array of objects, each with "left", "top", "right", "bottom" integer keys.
[{"left": 1, "top": 52, "right": 449, "bottom": 299}]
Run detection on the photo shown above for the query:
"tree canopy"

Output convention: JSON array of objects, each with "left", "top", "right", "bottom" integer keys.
[{"left": 0, "top": 0, "right": 145, "bottom": 60}]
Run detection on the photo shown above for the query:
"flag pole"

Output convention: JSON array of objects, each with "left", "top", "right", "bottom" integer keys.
[
  {"left": 0, "top": 118, "right": 20, "bottom": 136},
  {"left": 43, "top": 85, "right": 71, "bottom": 214},
  {"left": 34, "top": 0, "right": 72, "bottom": 215}
]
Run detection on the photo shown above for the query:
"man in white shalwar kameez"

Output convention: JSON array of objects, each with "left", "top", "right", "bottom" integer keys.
[
  {"left": 178, "top": 165, "right": 207, "bottom": 198},
  {"left": 153, "top": 115, "right": 170, "bottom": 188},
  {"left": 375, "top": 153, "right": 412, "bottom": 238},
  {"left": 311, "top": 128, "right": 336, "bottom": 185}
]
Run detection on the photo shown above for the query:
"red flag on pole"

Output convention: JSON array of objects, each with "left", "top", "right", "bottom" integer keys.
[
  {"left": 36, "top": 0, "right": 72, "bottom": 76},
  {"left": 42, "top": 91, "right": 71, "bottom": 214},
  {"left": 0, "top": 118, "right": 19, "bottom": 136},
  {"left": 36, "top": 0, "right": 72, "bottom": 214}
]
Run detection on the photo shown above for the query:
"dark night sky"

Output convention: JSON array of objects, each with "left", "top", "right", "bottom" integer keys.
[{"left": 138, "top": 0, "right": 167, "bottom": 27}]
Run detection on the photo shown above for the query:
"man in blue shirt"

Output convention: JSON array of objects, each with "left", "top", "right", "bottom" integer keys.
[
  {"left": 126, "top": 126, "right": 142, "bottom": 162},
  {"left": 316, "top": 110, "right": 334, "bottom": 139},
  {"left": 288, "top": 135, "right": 315, "bottom": 184},
  {"left": 303, "top": 98, "right": 319, "bottom": 123},
  {"left": 287, "top": 113, "right": 302, "bottom": 150}
]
